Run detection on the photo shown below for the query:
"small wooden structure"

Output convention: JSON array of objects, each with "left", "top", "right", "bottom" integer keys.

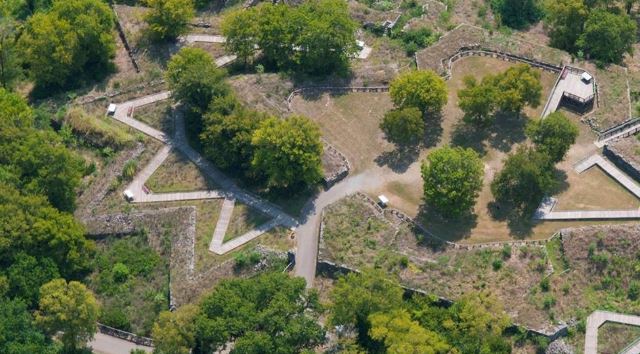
[
  {"left": 123, "top": 189, "right": 134, "bottom": 202},
  {"left": 107, "top": 103, "right": 117, "bottom": 115},
  {"left": 377, "top": 195, "right": 389, "bottom": 208}
]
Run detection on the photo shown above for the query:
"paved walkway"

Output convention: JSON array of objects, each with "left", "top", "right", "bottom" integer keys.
[
  {"left": 182, "top": 34, "right": 226, "bottom": 44},
  {"left": 595, "top": 120, "right": 640, "bottom": 147},
  {"left": 585, "top": 310, "right": 640, "bottom": 354},
  {"left": 89, "top": 333, "right": 152, "bottom": 354},
  {"left": 575, "top": 155, "right": 640, "bottom": 198},
  {"left": 209, "top": 198, "right": 236, "bottom": 252}
]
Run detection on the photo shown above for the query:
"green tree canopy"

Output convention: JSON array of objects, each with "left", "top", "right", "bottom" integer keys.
[
  {"left": 35, "top": 279, "right": 99, "bottom": 353},
  {"left": 421, "top": 146, "right": 484, "bottom": 218},
  {"left": 490, "top": 64, "right": 542, "bottom": 113},
  {"left": 0, "top": 297, "right": 58, "bottom": 354},
  {"left": 492, "top": 0, "right": 540, "bottom": 29},
  {"left": 457, "top": 76, "right": 497, "bottom": 126},
  {"left": 526, "top": 111, "right": 578, "bottom": 163},
  {"left": 330, "top": 270, "right": 404, "bottom": 346},
  {"left": 152, "top": 304, "right": 198, "bottom": 354},
  {"left": 145, "top": 0, "right": 195, "bottom": 41},
  {"left": 491, "top": 146, "right": 556, "bottom": 213},
  {"left": 200, "top": 99, "right": 266, "bottom": 176},
  {"left": 195, "top": 273, "right": 324, "bottom": 353},
  {"left": 544, "top": 0, "right": 588, "bottom": 53},
  {"left": 0, "top": 18, "right": 21, "bottom": 90},
  {"left": 369, "top": 309, "right": 450, "bottom": 354},
  {"left": 380, "top": 107, "right": 425, "bottom": 145},
  {"left": 221, "top": 0, "right": 357, "bottom": 74},
  {"left": 6, "top": 252, "right": 60, "bottom": 306},
  {"left": 19, "top": 0, "right": 115, "bottom": 88},
  {"left": 251, "top": 115, "right": 323, "bottom": 189},
  {"left": 389, "top": 70, "right": 448, "bottom": 113},
  {"left": 577, "top": 9, "right": 636, "bottom": 64},
  {"left": 166, "top": 47, "right": 229, "bottom": 114}
]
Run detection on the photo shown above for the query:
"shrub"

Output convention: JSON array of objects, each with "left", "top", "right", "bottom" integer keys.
[
  {"left": 629, "top": 281, "right": 640, "bottom": 300},
  {"left": 64, "top": 107, "right": 134, "bottom": 148},
  {"left": 112, "top": 263, "right": 130, "bottom": 283},
  {"left": 101, "top": 307, "right": 131, "bottom": 331},
  {"left": 540, "top": 277, "right": 550, "bottom": 292},
  {"left": 492, "top": 259, "right": 503, "bottom": 271},
  {"left": 501, "top": 244, "right": 512, "bottom": 259},
  {"left": 542, "top": 294, "right": 556, "bottom": 309},
  {"left": 121, "top": 159, "right": 138, "bottom": 181}
]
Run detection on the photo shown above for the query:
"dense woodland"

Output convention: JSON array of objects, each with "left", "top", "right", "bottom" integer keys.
[{"left": 0, "top": 0, "right": 637, "bottom": 352}]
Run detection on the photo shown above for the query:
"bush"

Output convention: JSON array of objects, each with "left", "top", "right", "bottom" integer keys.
[
  {"left": 112, "top": 263, "right": 130, "bottom": 283},
  {"left": 629, "top": 281, "right": 640, "bottom": 300},
  {"left": 234, "top": 251, "right": 262, "bottom": 269},
  {"left": 492, "top": 259, "right": 503, "bottom": 271},
  {"left": 501, "top": 244, "right": 512, "bottom": 259},
  {"left": 64, "top": 107, "right": 134, "bottom": 148},
  {"left": 101, "top": 307, "right": 131, "bottom": 332},
  {"left": 539, "top": 277, "right": 550, "bottom": 292},
  {"left": 542, "top": 294, "right": 556, "bottom": 309},
  {"left": 121, "top": 159, "right": 138, "bottom": 181}
]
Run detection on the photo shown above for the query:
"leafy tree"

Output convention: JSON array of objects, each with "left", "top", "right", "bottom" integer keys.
[
  {"left": 389, "top": 70, "right": 447, "bottom": 113},
  {"left": 490, "top": 64, "right": 542, "bottom": 113},
  {"left": 19, "top": 0, "right": 115, "bottom": 88},
  {"left": 330, "top": 270, "right": 404, "bottom": 346},
  {"left": 544, "top": 0, "right": 588, "bottom": 53},
  {"left": 0, "top": 183, "right": 94, "bottom": 278},
  {"left": 220, "top": 8, "right": 258, "bottom": 65},
  {"left": 152, "top": 304, "right": 198, "bottom": 354},
  {"left": 1, "top": 0, "right": 52, "bottom": 19},
  {"left": 457, "top": 76, "right": 497, "bottom": 126},
  {"left": 577, "top": 9, "right": 636, "bottom": 64},
  {"left": 6, "top": 252, "right": 60, "bottom": 306},
  {"left": 380, "top": 107, "right": 424, "bottom": 145},
  {"left": 166, "top": 47, "right": 229, "bottom": 114},
  {"left": 492, "top": 0, "right": 540, "bottom": 29},
  {"left": 201, "top": 102, "right": 266, "bottom": 176},
  {"left": 251, "top": 115, "right": 323, "bottom": 189},
  {"left": 145, "top": 0, "right": 195, "bottom": 41},
  {"left": 195, "top": 273, "right": 324, "bottom": 353},
  {"left": 526, "top": 111, "right": 578, "bottom": 163},
  {"left": 0, "top": 18, "right": 21, "bottom": 90},
  {"left": 0, "top": 298, "right": 58, "bottom": 354},
  {"left": 369, "top": 309, "right": 450, "bottom": 354},
  {"left": 35, "top": 279, "right": 99, "bottom": 353},
  {"left": 421, "top": 146, "right": 484, "bottom": 218},
  {"left": 491, "top": 146, "right": 556, "bottom": 212}
]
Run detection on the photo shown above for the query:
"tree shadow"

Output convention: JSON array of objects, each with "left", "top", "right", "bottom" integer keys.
[
  {"left": 487, "top": 111, "right": 528, "bottom": 153},
  {"left": 450, "top": 120, "right": 489, "bottom": 156},
  {"left": 422, "top": 111, "right": 443, "bottom": 148},
  {"left": 415, "top": 204, "right": 478, "bottom": 243},
  {"left": 374, "top": 145, "right": 420, "bottom": 173}
]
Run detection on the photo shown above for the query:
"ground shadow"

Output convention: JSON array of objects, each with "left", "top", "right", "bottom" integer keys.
[
  {"left": 415, "top": 204, "right": 478, "bottom": 242},
  {"left": 487, "top": 200, "right": 536, "bottom": 238},
  {"left": 487, "top": 111, "right": 528, "bottom": 153},
  {"left": 423, "top": 111, "right": 443, "bottom": 148},
  {"left": 374, "top": 145, "right": 420, "bottom": 173},
  {"left": 450, "top": 120, "right": 489, "bottom": 156}
]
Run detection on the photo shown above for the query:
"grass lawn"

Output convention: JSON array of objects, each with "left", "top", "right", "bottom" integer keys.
[
  {"left": 133, "top": 101, "right": 175, "bottom": 137},
  {"left": 598, "top": 322, "right": 640, "bottom": 354},
  {"left": 86, "top": 232, "right": 169, "bottom": 337},
  {"left": 146, "top": 150, "right": 219, "bottom": 193},
  {"left": 223, "top": 203, "right": 272, "bottom": 242}
]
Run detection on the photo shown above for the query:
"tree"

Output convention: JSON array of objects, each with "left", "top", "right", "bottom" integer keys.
[
  {"left": 490, "top": 64, "right": 542, "bottom": 113},
  {"left": 19, "top": 0, "right": 115, "bottom": 88},
  {"left": 421, "top": 146, "right": 484, "bottom": 218},
  {"left": 220, "top": 8, "right": 258, "bottom": 65},
  {"left": 6, "top": 252, "right": 60, "bottom": 306},
  {"left": 577, "top": 9, "right": 636, "bottom": 64},
  {"left": 0, "top": 18, "right": 21, "bottom": 90},
  {"left": 166, "top": 47, "right": 229, "bottom": 114},
  {"left": 491, "top": 146, "right": 556, "bottom": 212},
  {"left": 369, "top": 309, "right": 450, "bottom": 354},
  {"left": 145, "top": 0, "right": 195, "bottom": 41},
  {"left": 330, "top": 270, "right": 404, "bottom": 347},
  {"left": 526, "top": 111, "right": 578, "bottom": 163},
  {"left": 544, "top": 0, "right": 588, "bottom": 53},
  {"left": 251, "top": 115, "right": 323, "bottom": 189},
  {"left": 200, "top": 102, "right": 266, "bottom": 176},
  {"left": 195, "top": 273, "right": 324, "bottom": 353},
  {"left": 152, "top": 304, "right": 198, "bottom": 354},
  {"left": 0, "top": 298, "right": 58, "bottom": 354},
  {"left": 380, "top": 107, "right": 424, "bottom": 145},
  {"left": 35, "top": 279, "right": 99, "bottom": 353},
  {"left": 492, "top": 0, "right": 540, "bottom": 29},
  {"left": 457, "top": 76, "right": 497, "bottom": 126},
  {"left": 389, "top": 70, "right": 447, "bottom": 113},
  {"left": 0, "top": 183, "right": 94, "bottom": 278}
]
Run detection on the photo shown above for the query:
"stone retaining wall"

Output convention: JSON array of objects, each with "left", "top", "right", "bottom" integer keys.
[
  {"left": 322, "top": 140, "right": 351, "bottom": 187},
  {"left": 604, "top": 142, "right": 640, "bottom": 182},
  {"left": 111, "top": 4, "right": 140, "bottom": 73},
  {"left": 97, "top": 323, "right": 154, "bottom": 347}
]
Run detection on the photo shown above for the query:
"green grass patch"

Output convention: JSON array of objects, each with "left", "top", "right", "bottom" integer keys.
[{"left": 223, "top": 203, "right": 271, "bottom": 242}]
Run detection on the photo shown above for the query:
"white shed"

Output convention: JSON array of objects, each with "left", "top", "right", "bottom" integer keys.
[
  {"left": 123, "top": 189, "right": 134, "bottom": 202},
  {"left": 378, "top": 195, "right": 389, "bottom": 207},
  {"left": 107, "top": 103, "right": 117, "bottom": 115},
  {"left": 581, "top": 72, "right": 593, "bottom": 83}
]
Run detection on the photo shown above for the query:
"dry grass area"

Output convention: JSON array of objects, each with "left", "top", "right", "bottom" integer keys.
[
  {"left": 134, "top": 100, "right": 175, "bottom": 136},
  {"left": 598, "top": 322, "right": 640, "bottom": 354},
  {"left": 223, "top": 203, "right": 272, "bottom": 242},
  {"left": 291, "top": 91, "right": 395, "bottom": 172},
  {"left": 146, "top": 150, "right": 218, "bottom": 193},
  {"left": 228, "top": 74, "right": 293, "bottom": 116}
]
